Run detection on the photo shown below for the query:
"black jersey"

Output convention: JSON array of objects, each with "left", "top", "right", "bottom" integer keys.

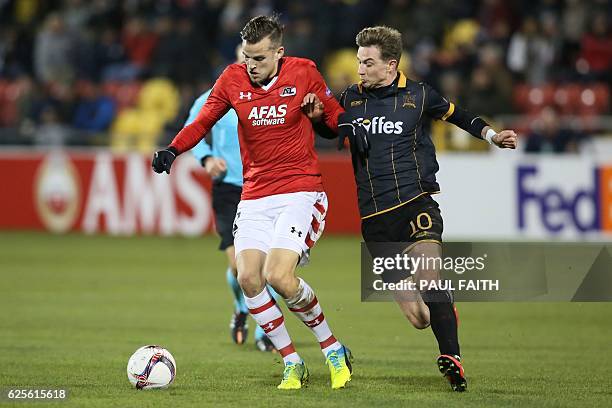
[{"left": 340, "top": 72, "right": 458, "bottom": 219}]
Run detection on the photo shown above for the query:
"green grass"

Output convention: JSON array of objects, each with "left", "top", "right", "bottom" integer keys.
[{"left": 0, "top": 232, "right": 611, "bottom": 407}]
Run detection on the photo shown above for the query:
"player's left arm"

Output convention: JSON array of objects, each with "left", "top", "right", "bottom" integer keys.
[
  {"left": 424, "top": 83, "right": 517, "bottom": 149},
  {"left": 305, "top": 62, "right": 344, "bottom": 132}
]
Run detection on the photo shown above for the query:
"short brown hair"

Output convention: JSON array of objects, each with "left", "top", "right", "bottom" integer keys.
[
  {"left": 240, "top": 14, "right": 284, "bottom": 47},
  {"left": 356, "top": 26, "right": 402, "bottom": 62}
]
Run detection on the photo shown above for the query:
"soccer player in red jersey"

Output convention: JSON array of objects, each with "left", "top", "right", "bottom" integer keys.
[{"left": 152, "top": 15, "right": 353, "bottom": 390}]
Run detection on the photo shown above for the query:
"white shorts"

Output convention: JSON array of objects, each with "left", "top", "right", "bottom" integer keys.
[{"left": 233, "top": 191, "right": 328, "bottom": 258}]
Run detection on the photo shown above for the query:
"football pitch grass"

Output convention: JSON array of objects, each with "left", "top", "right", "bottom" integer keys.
[{"left": 1, "top": 232, "right": 611, "bottom": 407}]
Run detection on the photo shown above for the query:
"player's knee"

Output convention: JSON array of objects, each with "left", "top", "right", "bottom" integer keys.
[
  {"left": 263, "top": 251, "right": 300, "bottom": 298},
  {"left": 237, "top": 271, "right": 263, "bottom": 297},
  {"left": 264, "top": 268, "right": 292, "bottom": 295}
]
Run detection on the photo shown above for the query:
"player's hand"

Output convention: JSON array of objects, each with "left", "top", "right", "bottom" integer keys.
[
  {"left": 301, "top": 93, "right": 324, "bottom": 122},
  {"left": 152, "top": 147, "right": 177, "bottom": 174},
  {"left": 202, "top": 156, "right": 228, "bottom": 179},
  {"left": 492, "top": 130, "right": 518, "bottom": 149},
  {"left": 338, "top": 119, "right": 369, "bottom": 157}
]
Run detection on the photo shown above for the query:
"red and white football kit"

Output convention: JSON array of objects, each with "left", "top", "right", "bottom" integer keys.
[{"left": 170, "top": 57, "right": 343, "bottom": 256}]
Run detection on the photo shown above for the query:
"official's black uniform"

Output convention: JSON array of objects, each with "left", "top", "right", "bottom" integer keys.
[
  {"left": 339, "top": 71, "right": 490, "bottom": 245},
  {"left": 211, "top": 181, "right": 242, "bottom": 250}
]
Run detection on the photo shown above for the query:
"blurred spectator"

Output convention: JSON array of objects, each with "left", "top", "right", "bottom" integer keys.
[
  {"left": 285, "top": 17, "right": 319, "bottom": 60},
  {"left": 216, "top": 0, "right": 248, "bottom": 62},
  {"left": 562, "top": 0, "right": 588, "bottom": 45},
  {"left": 34, "top": 106, "right": 72, "bottom": 146},
  {"left": 0, "top": 0, "right": 608, "bottom": 151},
  {"left": 525, "top": 107, "right": 581, "bottom": 153},
  {"left": 72, "top": 81, "right": 116, "bottom": 132},
  {"left": 478, "top": 0, "right": 517, "bottom": 43},
  {"left": 61, "top": 0, "right": 94, "bottom": 32},
  {"left": 465, "top": 44, "right": 512, "bottom": 119},
  {"left": 577, "top": 14, "right": 612, "bottom": 81},
  {"left": 151, "top": 16, "right": 207, "bottom": 84},
  {"left": 464, "top": 66, "right": 509, "bottom": 117},
  {"left": 172, "top": 17, "right": 210, "bottom": 84},
  {"left": 34, "top": 13, "right": 76, "bottom": 84},
  {"left": 0, "top": 26, "right": 34, "bottom": 78},
  {"left": 150, "top": 16, "right": 176, "bottom": 78},
  {"left": 121, "top": 16, "right": 159, "bottom": 73},
  {"left": 96, "top": 26, "right": 133, "bottom": 81},
  {"left": 396, "top": 0, "right": 446, "bottom": 50},
  {"left": 507, "top": 15, "right": 560, "bottom": 84}
]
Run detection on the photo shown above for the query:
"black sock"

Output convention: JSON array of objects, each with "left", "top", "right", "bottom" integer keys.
[{"left": 422, "top": 289, "right": 460, "bottom": 357}]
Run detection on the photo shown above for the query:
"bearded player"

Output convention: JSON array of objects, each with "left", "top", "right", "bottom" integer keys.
[{"left": 152, "top": 15, "right": 353, "bottom": 390}]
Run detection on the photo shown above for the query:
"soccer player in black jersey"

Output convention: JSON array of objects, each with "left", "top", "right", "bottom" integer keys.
[{"left": 305, "top": 26, "right": 517, "bottom": 392}]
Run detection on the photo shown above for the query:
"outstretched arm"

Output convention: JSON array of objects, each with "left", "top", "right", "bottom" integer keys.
[
  {"left": 152, "top": 69, "right": 233, "bottom": 174},
  {"left": 425, "top": 83, "right": 517, "bottom": 149}
]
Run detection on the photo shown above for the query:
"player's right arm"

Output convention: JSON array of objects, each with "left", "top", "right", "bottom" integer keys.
[
  {"left": 152, "top": 68, "right": 233, "bottom": 174},
  {"left": 184, "top": 91, "right": 228, "bottom": 178}
]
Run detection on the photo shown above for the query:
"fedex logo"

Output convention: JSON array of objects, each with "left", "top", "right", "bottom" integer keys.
[
  {"left": 248, "top": 104, "right": 287, "bottom": 126},
  {"left": 517, "top": 165, "right": 612, "bottom": 234}
]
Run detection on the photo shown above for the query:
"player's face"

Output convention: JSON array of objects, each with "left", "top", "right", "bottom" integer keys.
[
  {"left": 242, "top": 36, "right": 284, "bottom": 85},
  {"left": 357, "top": 46, "right": 397, "bottom": 89}
]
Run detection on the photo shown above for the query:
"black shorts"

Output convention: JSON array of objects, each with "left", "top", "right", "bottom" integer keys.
[
  {"left": 212, "top": 182, "right": 242, "bottom": 251},
  {"left": 361, "top": 194, "right": 443, "bottom": 244},
  {"left": 361, "top": 194, "right": 443, "bottom": 283}
]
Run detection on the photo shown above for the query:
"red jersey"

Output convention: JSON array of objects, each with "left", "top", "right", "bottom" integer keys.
[{"left": 170, "top": 57, "right": 343, "bottom": 200}]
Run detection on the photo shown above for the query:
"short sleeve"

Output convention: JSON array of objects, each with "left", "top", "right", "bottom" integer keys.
[{"left": 424, "top": 83, "right": 455, "bottom": 121}]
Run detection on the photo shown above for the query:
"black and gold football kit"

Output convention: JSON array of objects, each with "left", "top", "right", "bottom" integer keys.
[{"left": 339, "top": 71, "right": 490, "bottom": 244}]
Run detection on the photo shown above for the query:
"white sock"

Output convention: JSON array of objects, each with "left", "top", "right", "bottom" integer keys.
[
  {"left": 285, "top": 278, "right": 341, "bottom": 356},
  {"left": 245, "top": 288, "right": 301, "bottom": 364}
]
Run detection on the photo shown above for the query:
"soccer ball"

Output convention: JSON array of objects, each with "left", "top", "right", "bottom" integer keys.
[{"left": 126, "top": 345, "right": 176, "bottom": 390}]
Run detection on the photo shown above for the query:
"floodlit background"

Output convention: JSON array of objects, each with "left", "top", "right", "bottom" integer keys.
[{"left": 0, "top": 1, "right": 611, "bottom": 407}]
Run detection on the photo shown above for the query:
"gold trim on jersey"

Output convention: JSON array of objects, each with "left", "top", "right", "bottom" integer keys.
[
  {"left": 441, "top": 102, "right": 455, "bottom": 121},
  {"left": 413, "top": 85, "right": 426, "bottom": 193},
  {"left": 391, "top": 142, "right": 401, "bottom": 203},
  {"left": 361, "top": 191, "right": 441, "bottom": 220},
  {"left": 365, "top": 158, "right": 378, "bottom": 213},
  {"left": 361, "top": 97, "right": 378, "bottom": 213},
  {"left": 398, "top": 71, "right": 407, "bottom": 88}
]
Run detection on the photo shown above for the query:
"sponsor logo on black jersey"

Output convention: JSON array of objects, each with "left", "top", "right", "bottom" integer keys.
[{"left": 353, "top": 116, "right": 404, "bottom": 135}]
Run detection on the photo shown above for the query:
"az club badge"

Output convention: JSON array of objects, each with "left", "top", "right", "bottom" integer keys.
[{"left": 280, "top": 86, "right": 297, "bottom": 97}]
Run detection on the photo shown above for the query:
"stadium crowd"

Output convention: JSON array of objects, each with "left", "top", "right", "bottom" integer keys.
[{"left": 0, "top": 0, "right": 610, "bottom": 152}]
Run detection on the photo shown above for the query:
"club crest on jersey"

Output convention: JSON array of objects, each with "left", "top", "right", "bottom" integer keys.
[
  {"left": 402, "top": 92, "right": 416, "bottom": 108},
  {"left": 280, "top": 86, "right": 296, "bottom": 97},
  {"left": 239, "top": 91, "right": 252, "bottom": 100}
]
